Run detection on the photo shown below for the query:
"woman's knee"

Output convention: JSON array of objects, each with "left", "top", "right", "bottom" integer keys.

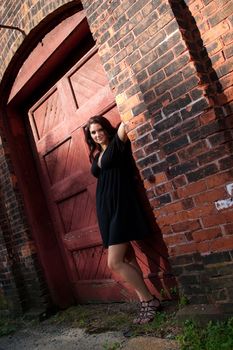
[
  {"left": 108, "top": 243, "right": 128, "bottom": 271},
  {"left": 108, "top": 256, "right": 122, "bottom": 272}
]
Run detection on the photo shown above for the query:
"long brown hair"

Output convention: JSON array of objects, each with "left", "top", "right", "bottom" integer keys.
[{"left": 84, "top": 115, "right": 116, "bottom": 162}]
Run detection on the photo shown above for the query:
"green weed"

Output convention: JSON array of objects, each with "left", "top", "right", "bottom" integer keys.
[
  {"left": 170, "top": 286, "right": 178, "bottom": 296},
  {"left": 102, "top": 340, "right": 121, "bottom": 350},
  {"left": 177, "top": 317, "right": 233, "bottom": 350},
  {"left": 178, "top": 295, "right": 189, "bottom": 308},
  {"left": 0, "top": 318, "right": 17, "bottom": 336}
]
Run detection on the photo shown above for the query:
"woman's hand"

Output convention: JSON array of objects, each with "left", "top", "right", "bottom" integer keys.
[{"left": 117, "top": 121, "right": 128, "bottom": 142}]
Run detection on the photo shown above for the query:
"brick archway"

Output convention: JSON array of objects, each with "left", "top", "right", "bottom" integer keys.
[{"left": 2, "top": 8, "right": 90, "bottom": 309}]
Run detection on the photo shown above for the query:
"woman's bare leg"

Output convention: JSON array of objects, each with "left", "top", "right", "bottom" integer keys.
[
  {"left": 108, "top": 242, "right": 152, "bottom": 302},
  {"left": 124, "top": 243, "right": 143, "bottom": 276}
]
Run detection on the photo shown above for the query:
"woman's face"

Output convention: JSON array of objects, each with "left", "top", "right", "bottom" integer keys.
[{"left": 89, "top": 123, "right": 109, "bottom": 148}]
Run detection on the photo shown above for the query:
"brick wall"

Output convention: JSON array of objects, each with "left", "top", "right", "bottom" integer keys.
[
  {"left": 82, "top": 0, "right": 233, "bottom": 306},
  {"left": 0, "top": 0, "right": 233, "bottom": 314}
]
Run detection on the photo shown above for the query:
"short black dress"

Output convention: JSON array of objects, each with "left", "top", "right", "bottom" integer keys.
[{"left": 91, "top": 132, "right": 152, "bottom": 248}]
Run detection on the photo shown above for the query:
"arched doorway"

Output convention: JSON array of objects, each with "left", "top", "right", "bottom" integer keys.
[{"left": 5, "top": 9, "right": 174, "bottom": 307}]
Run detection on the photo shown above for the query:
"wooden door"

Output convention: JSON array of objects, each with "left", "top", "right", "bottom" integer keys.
[
  {"left": 28, "top": 47, "right": 129, "bottom": 302},
  {"left": 27, "top": 41, "right": 175, "bottom": 304}
]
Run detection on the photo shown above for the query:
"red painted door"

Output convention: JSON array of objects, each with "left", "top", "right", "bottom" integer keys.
[{"left": 28, "top": 48, "right": 128, "bottom": 302}]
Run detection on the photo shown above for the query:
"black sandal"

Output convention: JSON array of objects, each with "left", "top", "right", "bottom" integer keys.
[{"left": 133, "top": 296, "right": 161, "bottom": 325}]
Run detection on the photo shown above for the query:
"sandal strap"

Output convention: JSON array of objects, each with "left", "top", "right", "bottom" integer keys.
[{"left": 133, "top": 296, "right": 161, "bottom": 325}]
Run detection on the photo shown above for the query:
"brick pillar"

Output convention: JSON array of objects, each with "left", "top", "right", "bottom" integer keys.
[
  {"left": 0, "top": 141, "right": 50, "bottom": 315},
  {"left": 82, "top": 0, "right": 233, "bottom": 305},
  {"left": 0, "top": 222, "right": 21, "bottom": 316}
]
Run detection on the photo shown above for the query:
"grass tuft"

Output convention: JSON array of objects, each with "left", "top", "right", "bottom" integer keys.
[{"left": 177, "top": 317, "right": 233, "bottom": 350}]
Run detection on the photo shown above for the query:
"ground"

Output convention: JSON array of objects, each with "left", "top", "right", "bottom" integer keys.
[{"left": 0, "top": 301, "right": 180, "bottom": 350}]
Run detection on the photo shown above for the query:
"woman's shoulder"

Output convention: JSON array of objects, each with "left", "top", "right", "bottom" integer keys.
[{"left": 107, "top": 132, "right": 131, "bottom": 155}]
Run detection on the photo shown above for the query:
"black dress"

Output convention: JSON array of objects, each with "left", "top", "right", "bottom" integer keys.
[{"left": 91, "top": 132, "right": 152, "bottom": 248}]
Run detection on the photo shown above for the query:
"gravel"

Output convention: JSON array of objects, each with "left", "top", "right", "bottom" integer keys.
[{"left": 0, "top": 323, "right": 126, "bottom": 350}]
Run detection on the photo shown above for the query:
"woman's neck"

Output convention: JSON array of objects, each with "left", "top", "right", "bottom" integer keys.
[{"left": 101, "top": 142, "right": 109, "bottom": 151}]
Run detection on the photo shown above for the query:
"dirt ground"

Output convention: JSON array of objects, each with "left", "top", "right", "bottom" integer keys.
[
  {"left": 0, "top": 323, "right": 126, "bottom": 350},
  {"left": 0, "top": 301, "right": 180, "bottom": 350}
]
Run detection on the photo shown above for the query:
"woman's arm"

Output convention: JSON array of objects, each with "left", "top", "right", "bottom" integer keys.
[{"left": 117, "top": 121, "right": 128, "bottom": 142}]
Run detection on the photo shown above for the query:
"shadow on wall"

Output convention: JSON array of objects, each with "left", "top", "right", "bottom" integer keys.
[
  {"left": 169, "top": 0, "right": 233, "bottom": 129},
  {"left": 133, "top": 161, "right": 177, "bottom": 300},
  {"left": 133, "top": 0, "right": 233, "bottom": 301}
]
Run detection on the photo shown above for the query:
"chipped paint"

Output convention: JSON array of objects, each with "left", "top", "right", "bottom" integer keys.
[
  {"left": 226, "top": 183, "right": 233, "bottom": 196},
  {"left": 215, "top": 198, "right": 233, "bottom": 210}
]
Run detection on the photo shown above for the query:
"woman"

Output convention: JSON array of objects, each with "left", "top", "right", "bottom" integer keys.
[{"left": 84, "top": 115, "right": 161, "bottom": 324}]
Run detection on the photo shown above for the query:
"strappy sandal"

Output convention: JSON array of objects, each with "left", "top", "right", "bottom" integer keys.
[{"left": 133, "top": 296, "right": 162, "bottom": 325}]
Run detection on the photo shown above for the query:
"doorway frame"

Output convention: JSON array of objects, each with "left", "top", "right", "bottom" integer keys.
[{"left": 2, "top": 8, "right": 95, "bottom": 308}]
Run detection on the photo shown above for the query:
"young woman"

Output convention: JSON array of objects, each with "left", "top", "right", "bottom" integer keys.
[{"left": 84, "top": 115, "right": 161, "bottom": 324}]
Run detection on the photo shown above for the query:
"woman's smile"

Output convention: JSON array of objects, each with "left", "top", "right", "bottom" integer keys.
[{"left": 89, "top": 123, "right": 109, "bottom": 148}]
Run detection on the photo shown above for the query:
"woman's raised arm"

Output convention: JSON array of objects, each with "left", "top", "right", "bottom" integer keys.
[{"left": 117, "top": 121, "right": 128, "bottom": 142}]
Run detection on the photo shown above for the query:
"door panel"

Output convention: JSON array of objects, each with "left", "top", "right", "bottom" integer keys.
[
  {"left": 70, "top": 53, "right": 109, "bottom": 108},
  {"left": 32, "top": 89, "right": 64, "bottom": 139}
]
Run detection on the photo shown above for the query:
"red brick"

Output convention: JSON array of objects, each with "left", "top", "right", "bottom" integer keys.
[
  {"left": 188, "top": 204, "right": 216, "bottom": 219},
  {"left": 206, "top": 171, "right": 233, "bottom": 189},
  {"left": 201, "top": 2, "right": 218, "bottom": 17},
  {"left": 146, "top": 189, "right": 155, "bottom": 200},
  {"left": 148, "top": 10, "right": 174, "bottom": 35},
  {"left": 194, "top": 188, "right": 227, "bottom": 205},
  {"left": 208, "top": 2, "right": 233, "bottom": 27},
  {"left": 216, "top": 86, "right": 233, "bottom": 105},
  {"left": 206, "top": 39, "right": 223, "bottom": 55},
  {"left": 161, "top": 225, "right": 172, "bottom": 234},
  {"left": 158, "top": 201, "right": 183, "bottom": 216},
  {"left": 202, "top": 210, "right": 233, "bottom": 227},
  {"left": 156, "top": 211, "right": 190, "bottom": 226},
  {"left": 199, "top": 110, "right": 217, "bottom": 125},
  {"left": 169, "top": 242, "right": 197, "bottom": 256},
  {"left": 182, "top": 198, "right": 194, "bottom": 210},
  {"left": 196, "top": 240, "right": 212, "bottom": 253},
  {"left": 192, "top": 227, "right": 222, "bottom": 242},
  {"left": 216, "top": 56, "right": 233, "bottom": 78},
  {"left": 202, "top": 20, "right": 230, "bottom": 44},
  {"left": 171, "top": 219, "right": 201, "bottom": 233},
  {"left": 224, "top": 44, "right": 233, "bottom": 59},
  {"left": 134, "top": 148, "right": 145, "bottom": 160},
  {"left": 178, "top": 140, "right": 208, "bottom": 161},
  {"left": 143, "top": 179, "right": 154, "bottom": 189},
  {"left": 222, "top": 29, "right": 233, "bottom": 45},
  {"left": 223, "top": 223, "right": 233, "bottom": 235},
  {"left": 199, "top": 20, "right": 210, "bottom": 35},
  {"left": 127, "top": 112, "right": 146, "bottom": 127},
  {"left": 128, "top": 130, "right": 137, "bottom": 141},
  {"left": 150, "top": 198, "right": 160, "bottom": 209},
  {"left": 172, "top": 175, "right": 187, "bottom": 189},
  {"left": 189, "top": 0, "right": 204, "bottom": 15},
  {"left": 155, "top": 172, "right": 168, "bottom": 185},
  {"left": 212, "top": 51, "right": 225, "bottom": 67},
  {"left": 155, "top": 182, "right": 173, "bottom": 195},
  {"left": 210, "top": 236, "right": 233, "bottom": 252},
  {"left": 164, "top": 233, "right": 187, "bottom": 246},
  {"left": 177, "top": 180, "right": 207, "bottom": 198}
]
